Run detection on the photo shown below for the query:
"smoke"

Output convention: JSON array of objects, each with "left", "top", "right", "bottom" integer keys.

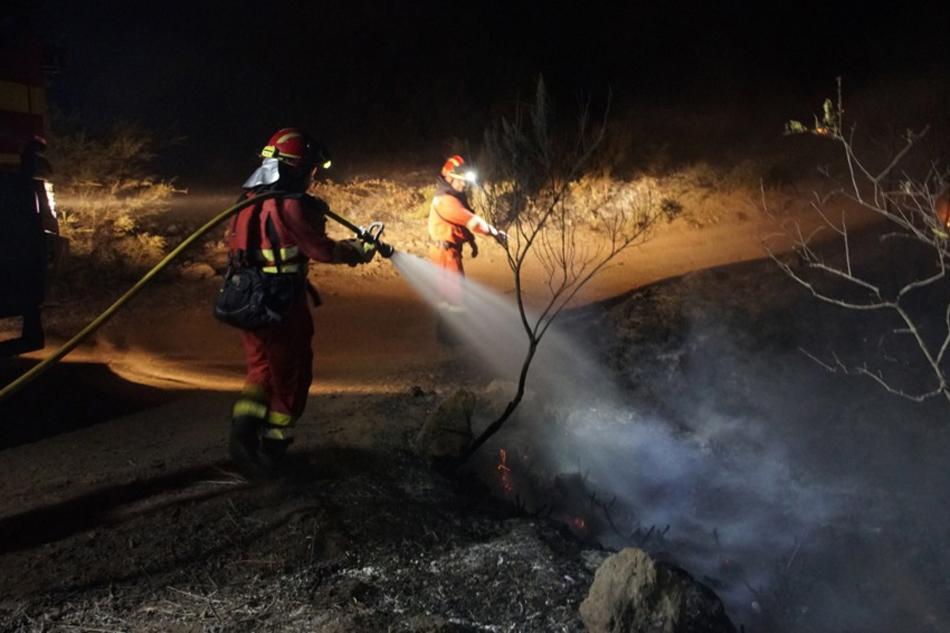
[{"left": 391, "top": 251, "right": 950, "bottom": 632}]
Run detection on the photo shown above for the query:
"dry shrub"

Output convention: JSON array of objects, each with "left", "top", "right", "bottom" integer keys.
[
  {"left": 556, "top": 165, "right": 765, "bottom": 234},
  {"left": 315, "top": 178, "right": 432, "bottom": 225},
  {"left": 96, "top": 232, "right": 168, "bottom": 270},
  {"left": 568, "top": 174, "right": 661, "bottom": 233},
  {"left": 654, "top": 160, "right": 763, "bottom": 196},
  {"left": 48, "top": 118, "right": 181, "bottom": 276}
]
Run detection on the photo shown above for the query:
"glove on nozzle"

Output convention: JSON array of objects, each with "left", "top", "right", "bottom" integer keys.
[
  {"left": 356, "top": 240, "right": 377, "bottom": 263},
  {"left": 358, "top": 220, "right": 394, "bottom": 258},
  {"left": 336, "top": 238, "right": 377, "bottom": 266}
]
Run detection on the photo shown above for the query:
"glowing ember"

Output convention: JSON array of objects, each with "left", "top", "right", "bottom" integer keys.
[{"left": 497, "top": 449, "right": 512, "bottom": 494}]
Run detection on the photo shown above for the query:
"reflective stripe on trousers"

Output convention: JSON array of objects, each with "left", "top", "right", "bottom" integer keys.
[
  {"left": 239, "top": 296, "right": 315, "bottom": 420},
  {"left": 263, "top": 410, "right": 295, "bottom": 440},
  {"left": 232, "top": 383, "right": 268, "bottom": 420}
]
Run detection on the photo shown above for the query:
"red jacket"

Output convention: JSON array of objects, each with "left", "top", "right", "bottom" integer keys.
[{"left": 227, "top": 192, "right": 358, "bottom": 271}]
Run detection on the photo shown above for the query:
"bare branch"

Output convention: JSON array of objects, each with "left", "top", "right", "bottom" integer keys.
[
  {"left": 774, "top": 81, "right": 950, "bottom": 410},
  {"left": 461, "top": 78, "right": 664, "bottom": 462}
]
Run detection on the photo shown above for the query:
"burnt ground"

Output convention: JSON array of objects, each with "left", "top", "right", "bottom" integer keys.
[
  {"left": 0, "top": 436, "right": 599, "bottom": 632},
  {"left": 0, "top": 190, "right": 949, "bottom": 632}
]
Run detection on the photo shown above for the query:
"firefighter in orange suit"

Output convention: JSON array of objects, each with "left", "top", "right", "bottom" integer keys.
[
  {"left": 228, "top": 128, "right": 375, "bottom": 475},
  {"left": 428, "top": 155, "right": 506, "bottom": 342}
]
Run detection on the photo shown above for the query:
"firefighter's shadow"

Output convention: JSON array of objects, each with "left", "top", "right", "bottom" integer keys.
[
  {"left": 0, "top": 359, "right": 173, "bottom": 449},
  {"left": 0, "top": 447, "right": 367, "bottom": 556},
  {"left": 0, "top": 460, "right": 245, "bottom": 555},
  {"left": 0, "top": 446, "right": 382, "bottom": 592}
]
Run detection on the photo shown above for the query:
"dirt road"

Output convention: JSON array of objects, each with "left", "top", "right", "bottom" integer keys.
[{"left": 73, "top": 190, "right": 820, "bottom": 390}]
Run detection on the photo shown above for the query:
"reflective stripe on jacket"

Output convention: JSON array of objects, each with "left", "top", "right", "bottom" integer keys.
[{"left": 227, "top": 192, "right": 339, "bottom": 273}]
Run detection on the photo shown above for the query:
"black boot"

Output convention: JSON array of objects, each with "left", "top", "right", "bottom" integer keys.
[
  {"left": 258, "top": 438, "right": 292, "bottom": 476},
  {"left": 229, "top": 416, "right": 262, "bottom": 476}
]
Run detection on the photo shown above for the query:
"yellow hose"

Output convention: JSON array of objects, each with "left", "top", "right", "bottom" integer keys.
[{"left": 0, "top": 191, "right": 285, "bottom": 405}]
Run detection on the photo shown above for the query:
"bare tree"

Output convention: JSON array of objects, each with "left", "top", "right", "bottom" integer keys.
[
  {"left": 766, "top": 77, "right": 950, "bottom": 407},
  {"left": 459, "top": 79, "right": 663, "bottom": 462}
]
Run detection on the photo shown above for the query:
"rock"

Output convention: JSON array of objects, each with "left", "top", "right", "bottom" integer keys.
[
  {"left": 412, "top": 388, "right": 475, "bottom": 470},
  {"left": 181, "top": 262, "right": 216, "bottom": 281},
  {"left": 204, "top": 249, "right": 230, "bottom": 272},
  {"left": 579, "top": 547, "right": 736, "bottom": 633}
]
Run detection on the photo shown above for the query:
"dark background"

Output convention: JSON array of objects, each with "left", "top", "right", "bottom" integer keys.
[{"left": 22, "top": 0, "right": 950, "bottom": 188}]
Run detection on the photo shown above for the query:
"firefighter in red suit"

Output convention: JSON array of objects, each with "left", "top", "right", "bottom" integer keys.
[
  {"left": 428, "top": 155, "right": 506, "bottom": 343},
  {"left": 227, "top": 128, "right": 375, "bottom": 475}
]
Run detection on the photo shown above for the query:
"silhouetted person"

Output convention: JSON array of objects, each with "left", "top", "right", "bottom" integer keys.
[{"left": 0, "top": 137, "right": 55, "bottom": 356}]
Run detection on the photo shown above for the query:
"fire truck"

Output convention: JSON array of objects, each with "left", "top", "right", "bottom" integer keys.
[{"left": 0, "top": 29, "right": 66, "bottom": 356}]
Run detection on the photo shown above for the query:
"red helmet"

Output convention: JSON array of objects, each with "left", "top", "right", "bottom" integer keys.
[
  {"left": 261, "top": 128, "right": 331, "bottom": 170},
  {"left": 441, "top": 155, "right": 475, "bottom": 182}
]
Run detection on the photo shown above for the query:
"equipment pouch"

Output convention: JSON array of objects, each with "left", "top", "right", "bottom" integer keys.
[{"left": 213, "top": 266, "right": 300, "bottom": 330}]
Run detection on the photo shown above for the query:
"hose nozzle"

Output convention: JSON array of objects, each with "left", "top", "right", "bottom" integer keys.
[
  {"left": 361, "top": 221, "right": 395, "bottom": 258},
  {"left": 377, "top": 242, "right": 395, "bottom": 258}
]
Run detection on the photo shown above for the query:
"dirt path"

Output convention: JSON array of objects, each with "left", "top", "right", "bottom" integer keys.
[{"left": 12, "top": 197, "right": 799, "bottom": 390}]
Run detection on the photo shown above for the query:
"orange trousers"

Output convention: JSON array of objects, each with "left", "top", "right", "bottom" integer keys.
[{"left": 429, "top": 244, "right": 464, "bottom": 306}]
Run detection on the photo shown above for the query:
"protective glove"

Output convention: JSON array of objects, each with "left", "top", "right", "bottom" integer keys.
[
  {"left": 491, "top": 227, "right": 508, "bottom": 247},
  {"left": 354, "top": 239, "right": 378, "bottom": 264},
  {"left": 335, "top": 239, "right": 377, "bottom": 266}
]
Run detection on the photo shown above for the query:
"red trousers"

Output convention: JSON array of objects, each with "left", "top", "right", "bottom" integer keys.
[{"left": 239, "top": 295, "right": 314, "bottom": 419}]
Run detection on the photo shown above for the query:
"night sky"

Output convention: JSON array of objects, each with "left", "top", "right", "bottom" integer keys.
[{"left": 24, "top": 0, "right": 950, "bottom": 187}]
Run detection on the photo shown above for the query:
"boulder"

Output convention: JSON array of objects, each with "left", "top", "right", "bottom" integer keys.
[
  {"left": 412, "top": 389, "right": 475, "bottom": 470},
  {"left": 181, "top": 262, "right": 216, "bottom": 280},
  {"left": 580, "top": 547, "right": 736, "bottom": 633}
]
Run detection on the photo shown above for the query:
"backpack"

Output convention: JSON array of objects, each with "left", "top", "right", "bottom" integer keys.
[{"left": 214, "top": 199, "right": 302, "bottom": 330}]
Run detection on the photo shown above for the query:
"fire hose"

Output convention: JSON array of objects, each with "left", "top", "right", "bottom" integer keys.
[
  {"left": 0, "top": 191, "right": 395, "bottom": 405},
  {"left": 325, "top": 209, "right": 395, "bottom": 259}
]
